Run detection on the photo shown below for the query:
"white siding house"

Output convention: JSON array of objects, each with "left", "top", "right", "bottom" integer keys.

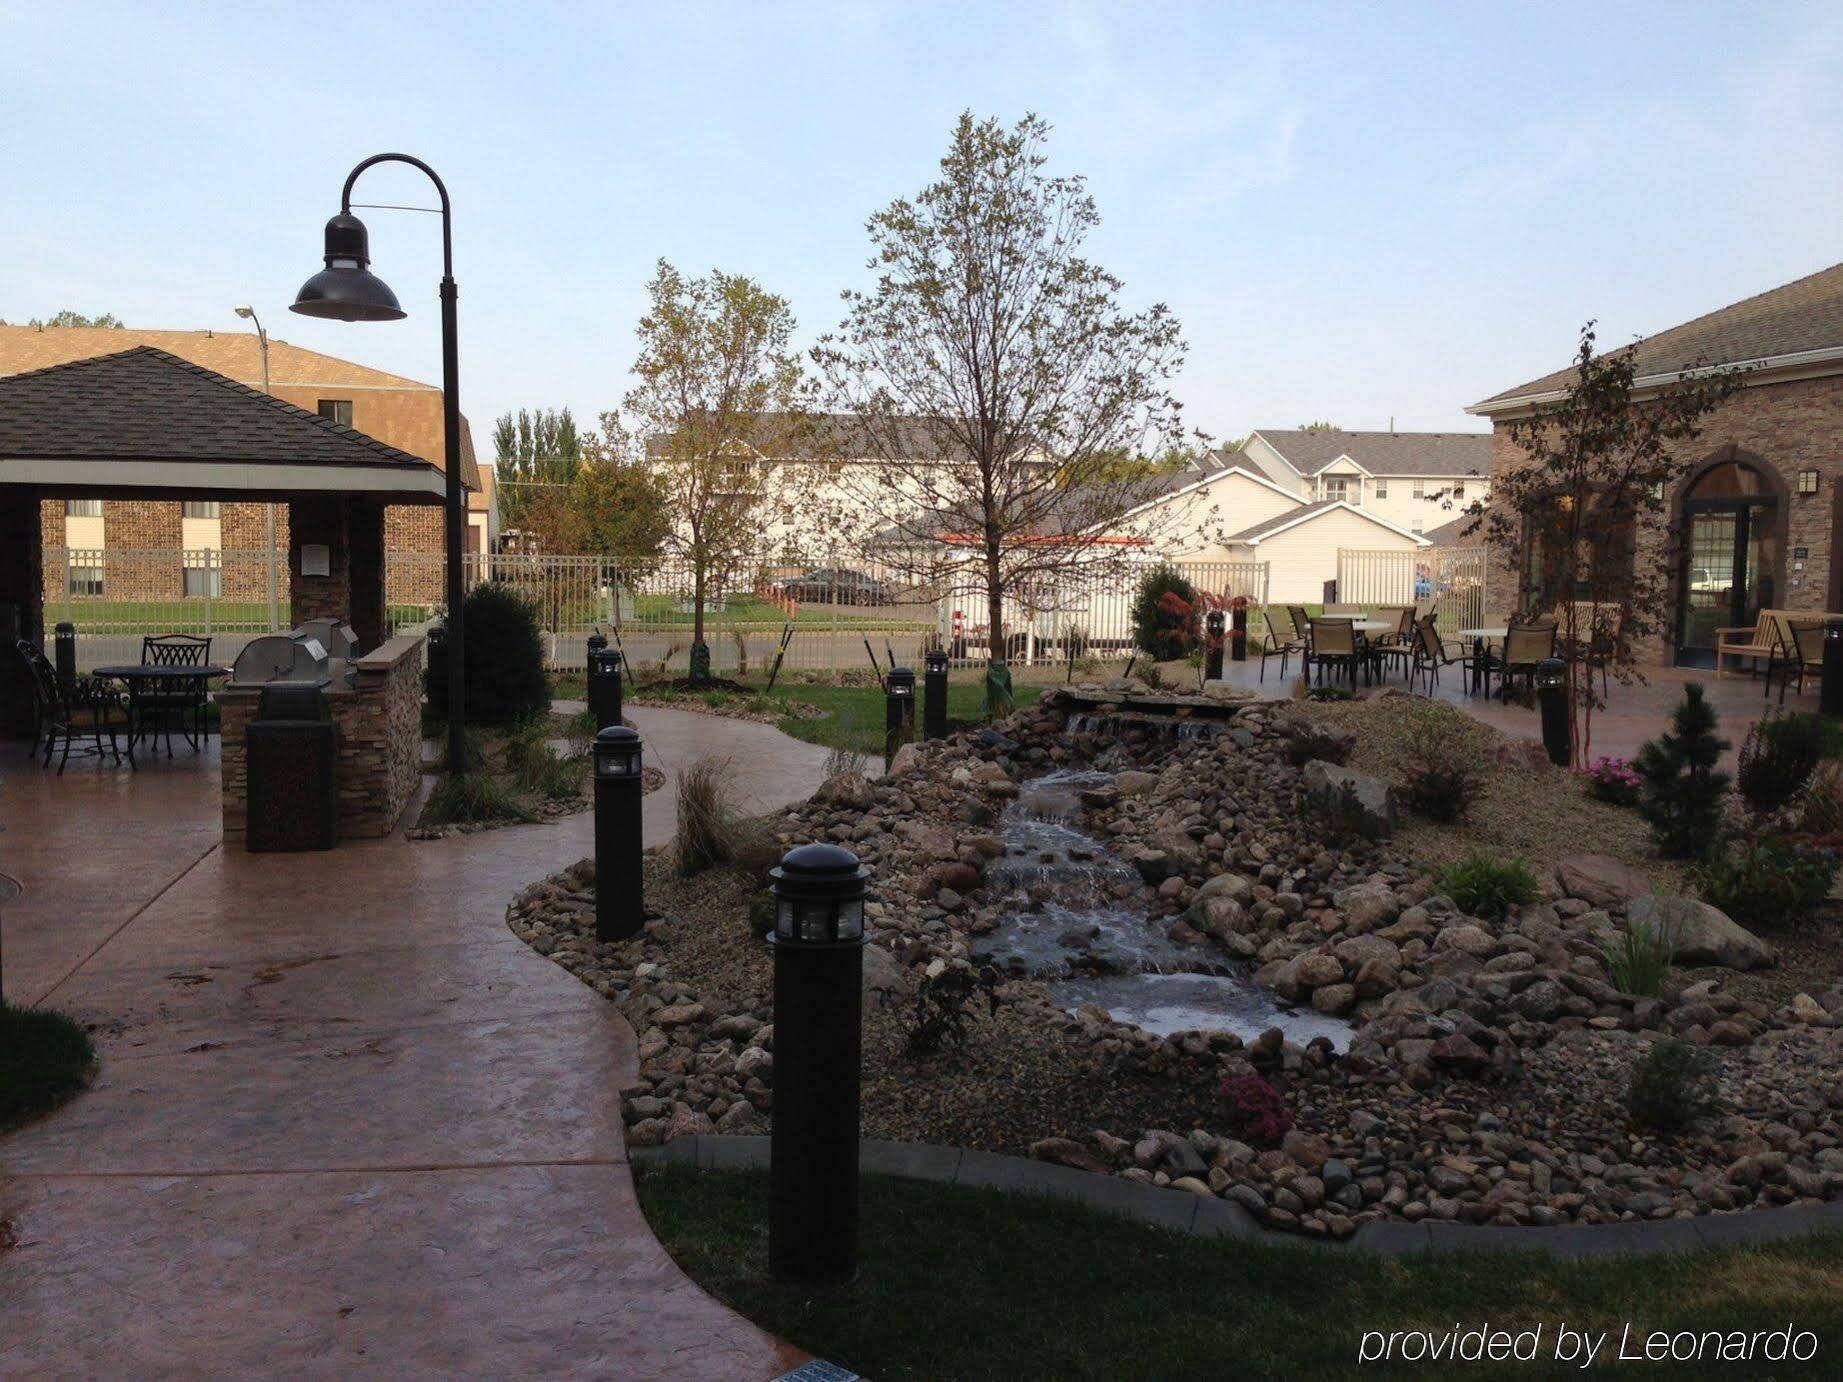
[
  {"left": 1220, "top": 500, "right": 1429, "bottom": 604},
  {"left": 1227, "top": 429, "right": 1491, "bottom": 537}
]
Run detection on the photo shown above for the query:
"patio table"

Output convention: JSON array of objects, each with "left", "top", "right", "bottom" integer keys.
[{"left": 93, "top": 664, "right": 231, "bottom": 756}]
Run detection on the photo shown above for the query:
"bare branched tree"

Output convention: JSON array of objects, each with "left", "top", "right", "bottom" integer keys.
[
  {"left": 813, "top": 112, "right": 1204, "bottom": 675},
  {"left": 1471, "top": 323, "right": 1744, "bottom": 763}
]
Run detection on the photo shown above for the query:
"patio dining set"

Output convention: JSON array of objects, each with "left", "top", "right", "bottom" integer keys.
[{"left": 13, "top": 633, "right": 229, "bottom": 773}]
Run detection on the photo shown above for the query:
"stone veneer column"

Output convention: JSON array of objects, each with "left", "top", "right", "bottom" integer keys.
[
  {"left": 288, "top": 496, "right": 351, "bottom": 628},
  {"left": 346, "top": 499, "right": 387, "bottom": 655}
]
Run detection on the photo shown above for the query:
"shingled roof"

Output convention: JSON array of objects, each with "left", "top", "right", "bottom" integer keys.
[
  {"left": 1245, "top": 429, "right": 1492, "bottom": 479},
  {"left": 1472, "top": 262, "right": 1843, "bottom": 412},
  {"left": 0, "top": 346, "right": 440, "bottom": 479}
]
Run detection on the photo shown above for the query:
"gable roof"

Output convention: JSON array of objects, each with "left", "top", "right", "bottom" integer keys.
[
  {"left": 1218, "top": 498, "right": 1430, "bottom": 547},
  {"left": 0, "top": 346, "right": 444, "bottom": 499},
  {"left": 1242, "top": 429, "right": 1492, "bottom": 479},
  {"left": 1472, "top": 262, "right": 1843, "bottom": 413}
]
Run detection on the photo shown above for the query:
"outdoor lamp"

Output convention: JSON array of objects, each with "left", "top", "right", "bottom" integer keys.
[
  {"left": 592, "top": 724, "right": 643, "bottom": 777},
  {"left": 593, "top": 725, "right": 645, "bottom": 940},
  {"left": 887, "top": 666, "right": 916, "bottom": 701},
  {"left": 290, "top": 213, "right": 406, "bottom": 322},
  {"left": 770, "top": 843, "right": 869, "bottom": 944},
  {"left": 923, "top": 648, "right": 950, "bottom": 739},
  {"left": 1535, "top": 657, "right": 1570, "bottom": 766}
]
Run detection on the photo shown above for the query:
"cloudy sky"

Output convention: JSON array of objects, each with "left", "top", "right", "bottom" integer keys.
[{"left": 4, "top": 1, "right": 1840, "bottom": 448}]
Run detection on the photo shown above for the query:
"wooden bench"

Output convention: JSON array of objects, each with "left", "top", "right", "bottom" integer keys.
[{"left": 1716, "top": 609, "right": 1843, "bottom": 678}]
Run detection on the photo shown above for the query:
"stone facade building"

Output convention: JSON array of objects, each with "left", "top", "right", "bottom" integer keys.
[{"left": 1469, "top": 262, "right": 1843, "bottom": 666}]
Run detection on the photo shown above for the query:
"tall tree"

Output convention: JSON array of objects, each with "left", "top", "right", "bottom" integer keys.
[
  {"left": 493, "top": 406, "right": 582, "bottom": 533},
  {"left": 624, "top": 259, "right": 812, "bottom": 653},
  {"left": 813, "top": 112, "right": 1199, "bottom": 676},
  {"left": 1474, "top": 323, "right": 1743, "bottom": 763},
  {"left": 0, "top": 309, "right": 123, "bottom": 328}
]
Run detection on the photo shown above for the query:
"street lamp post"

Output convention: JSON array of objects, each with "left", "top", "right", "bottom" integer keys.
[
  {"left": 290, "top": 153, "right": 467, "bottom": 778},
  {"left": 234, "top": 305, "right": 280, "bottom": 631}
]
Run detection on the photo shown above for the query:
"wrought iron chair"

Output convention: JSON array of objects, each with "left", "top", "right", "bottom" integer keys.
[
  {"left": 15, "top": 639, "right": 134, "bottom": 773},
  {"left": 140, "top": 634, "right": 212, "bottom": 755}
]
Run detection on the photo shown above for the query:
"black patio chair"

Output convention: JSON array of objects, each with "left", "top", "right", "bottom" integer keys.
[
  {"left": 15, "top": 639, "right": 134, "bottom": 773},
  {"left": 1408, "top": 615, "right": 1493, "bottom": 698},
  {"left": 140, "top": 633, "right": 212, "bottom": 755}
]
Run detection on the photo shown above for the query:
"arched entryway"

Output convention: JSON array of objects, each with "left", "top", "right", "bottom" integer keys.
[{"left": 1675, "top": 454, "right": 1784, "bottom": 665}]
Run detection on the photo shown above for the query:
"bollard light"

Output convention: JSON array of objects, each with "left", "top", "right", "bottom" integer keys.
[
  {"left": 1536, "top": 657, "right": 1570, "bottom": 766},
  {"left": 593, "top": 725, "right": 645, "bottom": 941},
  {"left": 923, "top": 648, "right": 949, "bottom": 740},
  {"left": 1230, "top": 599, "right": 1249, "bottom": 661},
  {"left": 769, "top": 843, "right": 869, "bottom": 1286},
  {"left": 885, "top": 665, "right": 916, "bottom": 766},
  {"left": 1823, "top": 621, "right": 1843, "bottom": 719},
  {"left": 54, "top": 621, "right": 76, "bottom": 688},
  {"left": 1204, "top": 608, "right": 1226, "bottom": 682},
  {"left": 587, "top": 634, "right": 623, "bottom": 731}
]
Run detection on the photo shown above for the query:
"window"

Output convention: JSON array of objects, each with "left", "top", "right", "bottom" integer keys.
[
  {"left": 65, "top": 499, "right": 102, "bottom": 517},
  {"left": 317, "top": 399, "right": 354, "bottom": 427},
  {"left": 1323, "top": 476, "right": 1355, "bottom": 503},
  {"left": 1411, "top": 518, "right": 1424, "bottom": 536},
  {"left": 67, "top": 565, "right": 103, "bottom": 596},
  {"left": 182, "top": 500, "right": 221, "bottom": 518},
  {"left": 1412, "top": 480, "right": 1425, "bottom": 499},
  {"left": 182, "top": 564, "right": 223, "bottom": 598},
  {"left": 1374, "top": 478, "right": 1388, "bottom": 499}
]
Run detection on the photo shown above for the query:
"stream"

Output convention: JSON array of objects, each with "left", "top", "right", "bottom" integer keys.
[{"left": 974, "top": 769, "right": 1352, "bottom": 1049}]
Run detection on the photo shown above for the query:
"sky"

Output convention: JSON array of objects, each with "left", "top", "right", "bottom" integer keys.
[{"left": 3, "top": 1, "right": 1841, "bottom": 452}]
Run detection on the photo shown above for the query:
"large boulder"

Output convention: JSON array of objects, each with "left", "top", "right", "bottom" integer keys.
[
  {"left": 1333, "top": 881, "right": 1400, "bottom": 932},
  {"left": 1627, "top": 895, "right": 1775, "bottom": 971},
  {"left": 813, "top": 770, "right": 875, "bottom": 811},
  {"left": 1555, "top": 854, "right": 1654, "bottom": 908},
  {"left": 1301, "top": 761, "right": 1396, "bottom": 838}
]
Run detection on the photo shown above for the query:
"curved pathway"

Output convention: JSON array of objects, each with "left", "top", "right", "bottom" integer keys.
[{"left": 0, "top": 706, "right": 834, "bottom": 1378}]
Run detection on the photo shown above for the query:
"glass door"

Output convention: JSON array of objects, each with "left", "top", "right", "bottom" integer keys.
[{"left": 1679, "top": 511, "right": 1739, "bottom": 660}]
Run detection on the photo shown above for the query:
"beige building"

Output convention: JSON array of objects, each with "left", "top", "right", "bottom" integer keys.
[{"left": 1232, "top": 428, "right": 1493, "bottom": 536}]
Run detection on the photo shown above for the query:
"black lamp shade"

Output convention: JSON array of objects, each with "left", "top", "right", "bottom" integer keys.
[
  {"left": 770, "top": 843, "right": 869, "bottom": 944},
  {"left": 291, "top": 212, "right": 406, "bottom": 322},
  {"left": 593, "top": 723, "right": 643, "bottom": 776}
]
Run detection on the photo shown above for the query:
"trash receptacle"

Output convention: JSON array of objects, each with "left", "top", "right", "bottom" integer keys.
[{"left": 247, "top": 682, "right": 338, "bottom": 852}]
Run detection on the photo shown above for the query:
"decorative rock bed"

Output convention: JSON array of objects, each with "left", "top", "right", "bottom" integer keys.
[{"left": 508, "top": 683, "right": 1843, "bottom": 1240}]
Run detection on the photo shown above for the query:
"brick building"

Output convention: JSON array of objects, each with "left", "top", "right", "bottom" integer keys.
[
  {"left": 1469, "top": 263, "right": 1843, "bottom": 666},
  {"left": 0, "top": 324, "right": 491, "bottom": 606}
]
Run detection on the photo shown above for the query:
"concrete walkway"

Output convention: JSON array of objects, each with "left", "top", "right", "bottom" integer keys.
[{"left": 0, "top": 706, "right": 833, "bottom": 1378}]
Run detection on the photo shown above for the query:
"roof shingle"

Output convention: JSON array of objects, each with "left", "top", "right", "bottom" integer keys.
[{"left": 1245, "top": 429, "right": 1492, "bottom": 478}]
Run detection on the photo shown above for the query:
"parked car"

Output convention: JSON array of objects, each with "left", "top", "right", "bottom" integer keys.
[{"left": 774, "top": 567, "right": 894, "bottom": 605}]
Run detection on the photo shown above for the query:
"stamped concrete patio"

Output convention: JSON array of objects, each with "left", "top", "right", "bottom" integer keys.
[{"left": 0, "top": 706, "right": 832, "bottom": 1378}]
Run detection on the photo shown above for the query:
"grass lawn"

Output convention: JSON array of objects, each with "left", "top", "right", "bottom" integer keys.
[
  {"left": 638, "top": 1165, "right": 1843, "bottom": 1380},
  {"left": 0, "top": 1002, "right": 96, "bottom": 1130}
]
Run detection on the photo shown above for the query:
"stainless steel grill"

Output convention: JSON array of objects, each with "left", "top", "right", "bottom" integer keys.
[{"left": 230, "top": 631, "right": 333, "bottom": 688}]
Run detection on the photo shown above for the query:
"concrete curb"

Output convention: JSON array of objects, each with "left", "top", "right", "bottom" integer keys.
[{"left": 631, "top": 1135, "right": 1843, "bottom": 1259}]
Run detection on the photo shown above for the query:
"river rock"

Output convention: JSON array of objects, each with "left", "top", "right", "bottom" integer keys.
[
  {"left": 1554, "top": 854, "right": 1653, "bottom": 908},
  {"left": 1628, "top": 895, "right": 1775, "bottom": 971},
  {"left": 1301, "top": 761, "right": 1396, "bottom": 838},
  {"left": 1114, "top": 770, "right": 1158, "bottom": 797}
]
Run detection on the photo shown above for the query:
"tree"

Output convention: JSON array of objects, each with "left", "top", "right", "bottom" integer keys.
[
  {"left": 520, "top": 432, "right": 672, "bottom": 570},
  {"left": 1471, "top": 323, "right": 1744, "bottom": 763},
  {"left": 493, "top": 406, "right": 582, "bottom": 535},
  {"left": 813, "top": 112, "right": 1201, "bottom": 671},
  {"left": 1634, "top": 684, "right": 1729, "bottom": 858},
  {"left": 0, "top": 310, "right": 123, "bottom": 328},
  {"left": 624, "top": 259, "right": 812, "bottom": 655},
  {"left": 1296, "top": 420, "right": 1339, "bottom": 432}
]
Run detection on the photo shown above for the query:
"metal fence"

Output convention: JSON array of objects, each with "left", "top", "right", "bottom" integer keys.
[
  {"left": 44, "top": 547, "right": 288, "bottom": 671},
  {"left": 1335, "top": 546, "right": 1488, "bottom": 632}
]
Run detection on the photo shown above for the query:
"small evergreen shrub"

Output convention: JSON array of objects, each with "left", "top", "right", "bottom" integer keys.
[
  {"left": 1598, "top": 916, "right": 1675, "bottom": 998},
  {"left": 1634, "top": 685, "right": 1729, "bottom": 858},
  {"left": 1219, "top": 1072, "right": 1293, "bottom": 1147},
  {"left": 1393, "top": 698, "right": 1490, "bottom": 822},
  {"left": 1583, "top": 756, "right": 1642, "bottom": 806},
  {"left": 1694, "top": 838, "right": 1836, "bottom": 931},
  {"left": 1436, "top": 853, "right": 1540, "bottom": 921},
  {"left": 905, "top": 963, "right": 1001, "bottom": 1057},
  {"left": 1131, "top": 566, "right": 1198, "bottom": 661},
  {"left": 426, "top": 582, "right": 552, "bottom": 726},
  {"left": 1762, "top": 711, "right": 1843, "bottom": 761},
  {"left": 1626, "top": 1039, "right": 1718, "bottom": 1134},
  {"left": 1736, "top": 712, "right": 1823, "bottom": 815}
]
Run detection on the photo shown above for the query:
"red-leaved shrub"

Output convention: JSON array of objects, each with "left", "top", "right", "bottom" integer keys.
[{"left": 1218, "top": 1071, "right": 1292, "bottom": 1147}]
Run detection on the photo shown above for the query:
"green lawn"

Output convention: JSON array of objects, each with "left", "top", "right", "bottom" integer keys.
[
  {"left": 628, "top": 592, "right": 921, "bottom": 630},
  {"left": 638, "top": 1165, "right": 1843, "bottom": 1381}
]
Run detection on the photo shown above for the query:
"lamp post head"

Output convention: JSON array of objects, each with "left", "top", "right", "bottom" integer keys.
[
  {"left": 770, "top": 843, "right": 868, "bottom": 945},
  {"left": 592, "top": 723, "right": 643, "bottom": 777},
  {"left": 234, "top": 304, "right": 255, "bottom": 320},
  {"left": 925, "top": 649, "right": 948, "bottom": 674},
  {"left": 291, "top": 212, "right": 406, "bottom": 323},
  {"left": 886, "top": 667, "right": 916, "bottom": 698}
]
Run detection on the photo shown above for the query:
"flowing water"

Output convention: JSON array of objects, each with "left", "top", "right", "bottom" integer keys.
[{"left": 976, "top": 769, "right": 1351, "bottom": 1049}]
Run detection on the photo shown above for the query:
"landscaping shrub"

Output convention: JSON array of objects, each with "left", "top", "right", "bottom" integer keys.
[
  {"left": 1, "top": 1003, "right": 95, "bottom": 1129},
  {"left": 1626, "top": 1038, "right": 1718, "bottom": 1134},
  {"left": 1634, "top": 684, "right": 1729, "bottom": 858},
  {"left": 1762, "top": 710, "right": 1843, "bottom": 761},
  {"left": 1801, "top": 761, "right": 1843, "bottom": 837},
  {"left": 426, "top": 582, "right": 552, "bottom": 726},
  {"left": 1436, "top": 853, "right": 1540, "bottom": 921},
  {"left": 1311, "top": 779, "right": 1379, "bottom": 844},
  {"left": 1217, "top": 1071, "right": 1292, "bottom": 1147},
  {"left": 1694, "top": 837, "right": 1836, "bottom": 931},
  {"left": 823, "top": 741, "right": 871, "bottom": 780},
  {"left": 1283, "top": 721, "right": 1355, "bottom": 767},
  {"left": 730, "top": 821, "right": 784, "bottom": 888},
  {"left": 1392, "top": 698, "right": 1489, "bottom": 822},
  {"left": 1131, "top": 566, "right": 1198, "bottom": 661},
  {"left": 1598, "top": 916, "right": 1676, "bottom": 999},
  {"left": 1736, "top": 712, "right": 1823, "bottom": 815},
  {"left": 905, "top": 962, "right": 1001, "bottom": 1057},
  {"left": 1582, "top": 756, "right": 1642, "bottom": 807},
  {"left": 421, "top": 771, "right": 539, "bottom": 827},
  {"left": 675, "top": 755, "right": 741, "bottom": 876},
  {"left": 747, "top": 889, "right": 777, "bottom": 941}
]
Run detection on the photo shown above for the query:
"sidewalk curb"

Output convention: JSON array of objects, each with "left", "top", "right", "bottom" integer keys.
[{"left": 632, "top": 1135, "right": 1843, "bottom": 1258}]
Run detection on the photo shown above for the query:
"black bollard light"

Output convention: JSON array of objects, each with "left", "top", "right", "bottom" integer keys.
[
  {"left": 885, "top": 665, "right": 915, "bottom": 766},
  {"left": 768, "top": 843, "right": 869, "bottom": 1286},
  {"left": 1204, "top": 608, "right": 1226, "bottom": 682},
  {"left": 1536, "top": 657, "right": 1570, "bottom": 766},
  {"left": 593, "top": 725, "right": 645, "bottom": 941},
  {"left": 587, "top": 633, "right": 623, "bottom": 731},
  {"left": 1824, "top": 621, "right": 1843, "bottom": 719},
  {"left": 54, "top": 621, "right": 76, "bottom": 687},
  {"left": 922, "top": 648, "right": 949, "bottom": 740},
  {"left": 1230, "top": 601, "right": 1249, "bottom": 661}
]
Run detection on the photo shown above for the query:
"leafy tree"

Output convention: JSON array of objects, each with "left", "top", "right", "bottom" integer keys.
[
  {"left": 814, "top": 112, "right": 1203, "bottom": 670},
  {"left": 1472, "top": 324, "right": 1744, "bottom": 763},
  {"left": 519, "top": 446, "right": 671, "bottom": 572},
  {"left": 1296, "top": 420, "right": 1339, "bottom": 432},
  {"left": 1131, "top": 566, "right": 1198, "bottom": 660},
  {"left": 624, "top": 259, "right": 813, "bottom": 650},
  {"left": 493, "top": 406, "right": 582, "bottom": 534},
  {"left": 1634, "top": 684, "right": 1730, "bottom": 858},
  {"left": 0, "top": 310, "right": 123, "bottom": 328}
]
